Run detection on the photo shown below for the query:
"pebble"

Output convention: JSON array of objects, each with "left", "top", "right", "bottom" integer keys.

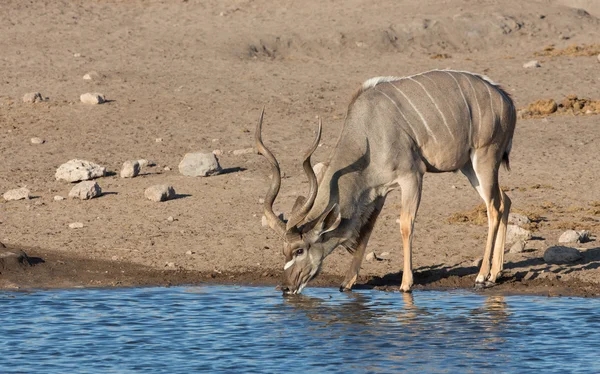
[
  {"left": 506, "top": 225, "right": 532, "bottom": 245},
  {"left": 145, "top": 185, "right": 175, "bottom": 202},
  {"left": 155, "top": 138, "right": 163, "bottom": 143},
  {"left": 164, "top": 166, "right": 171, "bottom": 171},
  {"left": 23, "top": 92, "right": 44, "bottom": 103},
  {"left": 213, "top": 149, "right": 223, "bottom": 156},
  {"left": 54, "top": 195, "right": 65, "bottom": 201},
  {"left": 543, "top": 246, "right": 582, "bottom": 264},
  {"left": 69, "top": 222, "right": 84, "bottom": 229},
  {"left": 55, "top": 159, "right": 106, "bottom": 182},
  {"left": 508, "top": 213, "right": 530, "bottom": 226},
  {"left": 82, "top": 71, "right": 99, "bottom": 80},
  {"left": 3, "top": 187, "right": 30, "bottom": 201},
  {"left": 186, "top": 250, "right": 195, "bottom": 255},
  {"left": 167, "top": 216, "right": 174, "bottom": 222},
  {"left": 68, "top": 181, "right": 102, "bottom": 200},
  {"left": 558, "top": 230, "right": 590, "bottom": 244},
  {"left": 80, "top": 93, "right": 105, "bottom": 104},
  {"left": 30, "top": 137, "right": 45, "bottom": 144},
  {"left": 178, "top": 152, "right": 222, "bottom": 177},
  {"left": 523, "top": 60, "right": 541, "bottom": 68},
  {"left": 232, "top": 147, "right": 255, "bottom": 156},
  {"left": 509, "top": 240, "right": 526, "bottom": 254},
  {"left": 165, "top": 262, "right": 175, "bottom": 268},
  {"left": 258, "top": 197, "right": 265, "bottom": 204},
  {"left": 120, "top": 160, "right": 140, "bottom": 178},
  {"left": 379, "top": 251, "right": 391, "bottom": 259}
]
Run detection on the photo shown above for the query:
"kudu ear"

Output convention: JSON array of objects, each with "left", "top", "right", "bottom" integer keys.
[{"left": 306, "top": 203, "right": 341, "bottom": 243}]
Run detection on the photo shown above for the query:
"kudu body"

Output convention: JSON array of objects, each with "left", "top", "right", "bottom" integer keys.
[{"left": 257, "top": 70, "right": 516, "bottom": 294}]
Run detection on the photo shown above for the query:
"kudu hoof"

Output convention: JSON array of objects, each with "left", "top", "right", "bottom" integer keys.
[
  {"left": 474, "top": 281, "right": 496, "bottom": 290},
  {"left": 339, "top": 285, "right": 352, "bottom": 292}
]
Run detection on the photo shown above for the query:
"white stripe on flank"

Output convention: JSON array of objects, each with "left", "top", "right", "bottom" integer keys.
[
  {"left": 421, "top": 74, "right": 458, "bottom": 124},
  {"left": 389, "top": 82, "right": 438, "bottom": 143},
  {"left": 409, "top": 77, "right": 454, "bottom": 139},
  {"left": 462, "top": 73, "right": 482, "bottom": 135},
  {"left": 374, "top": 88, "right": 422, "bottom": 145},
  {"left": 444, "top": 71, "right": 472, "bottom": 144}
]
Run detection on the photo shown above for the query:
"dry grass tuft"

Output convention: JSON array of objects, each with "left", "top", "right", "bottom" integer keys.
[
  {"left": 447, "top": 203, "right": 488, "bottom": 225},
  {"left": 534, "top": 44, "right": 600, "bottom": 57}
]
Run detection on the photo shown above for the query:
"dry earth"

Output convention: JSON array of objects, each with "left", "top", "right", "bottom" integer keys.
[{"left": 1, "top": 0, "right": 599, "bottom": 296}]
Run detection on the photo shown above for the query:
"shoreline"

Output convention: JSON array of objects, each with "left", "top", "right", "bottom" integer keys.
[{"left": 2, "top": 246, "right": 599, "bottom": 298}]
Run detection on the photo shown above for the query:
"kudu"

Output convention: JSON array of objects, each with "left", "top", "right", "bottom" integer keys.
[{"left": 256, "top": 70, "right": 516, "bottom": 294}]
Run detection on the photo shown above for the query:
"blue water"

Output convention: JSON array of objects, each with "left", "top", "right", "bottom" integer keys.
[{"left": 1, "top": 286, "right": 599, "bottom": 373}]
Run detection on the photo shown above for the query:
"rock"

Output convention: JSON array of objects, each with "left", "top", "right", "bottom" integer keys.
[
  {"left": 258, "top": 197, "right": 265, "bottom": 204},
  {"left": 559, "top": 230, "right": 591, "bottom": 244},
  {"left": 178, "top": 152, "right": 222, "bottom": 177},
  {"left": 232, "top": 147, "right": 255, "bottom": 156},
  {"left": 509, "top": 240, "right": 526, "bottom": 254},
  {"left": 166, "top": 262, "right": 175, "bottom": 268},
  {"left": 313, "top": 162, "right": 327, "bottom": 180},
  {"left": 379, "top": 251, "right": 391, "bottom": 259},
  {"left": 167, "top": 216, "right": 174, "bottom": 222},
  {"left": 0, "top": 244, "right": 32, "bottom": 271},
  {"left": 23, "top": 92, "right": 44, "bottom": 103},
  {"left": 155, "top": 138, "right": 163, "bottom": 143},
  {"left": 186, "top": 250, "right": 195, "bottom": 255},
  {"left": 523, "top": 60, "right": 541, "bottom": 68},
  {"left": 80, "top": 93, "right": 105, "bottom": 104},
  {"left": 261, "top": 215, "right": 268, "bottom": 227},
  {"left": 53, "top": 195, "right": 65, "bottom": 201},
  {"left": 3, "top": 187, "right": 30, "bottom": 201},
  {"left": 365, "top": 252, "right": 377, "bottom": 262},
  {"left": 145, "top": 185, "right": 175, "bottom": 202},
  {"left": 68, "top": 222, "right": 84, "bottom": 229},
  {"left": 55, "top": 159, "right": 106, "bottom": 182},
  {"left": 508, "top": 213, "right": 530, "bottom": 226},
  {"left": 163, "top": 166, "right": 171, "bottom": 171},
  {"left": 120, "top": 160, "right": 140, "bottom": 178},
  {"left": 138, "top": 159, "right": 149, "bottom": 168},
  {"left": 213, "top": 149, "right": 223, "bottom": 156},
  {"left": 543, "top": 246, "right": 582, "bottom": 264},
  {"left": 68, "top": 181, "right": 102, "bottom": 200},
  {"left": 83, "top": 71, "right": 99, "bottom": 80},
  {"left": 506, "top": 224, "right": 532, "bottom": 245},
  {"left": 30, "top": 137, "right": 45, "bottom": 144}
]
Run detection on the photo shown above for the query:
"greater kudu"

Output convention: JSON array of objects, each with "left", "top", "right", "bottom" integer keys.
[{"left": 256, "top": 70, "right": 516, "bottom": 294}]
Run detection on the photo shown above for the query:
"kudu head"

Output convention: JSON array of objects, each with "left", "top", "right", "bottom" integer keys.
[{"left": 256, "top": 109, "right": 342, "bottom": 295}]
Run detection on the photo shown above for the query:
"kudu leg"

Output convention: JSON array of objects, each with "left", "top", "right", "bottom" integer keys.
[
  {"left": 398, "top": 174, "right": 423, "bottom": 293},
  {"left": 489, "top": 190, "right": 511, "bottom": 283},
  {"left": 461, "top": 156, "right": 504, "bottom": 286},
  {"left": 339, "top": 199, "right": 385, "bottom": 292}
]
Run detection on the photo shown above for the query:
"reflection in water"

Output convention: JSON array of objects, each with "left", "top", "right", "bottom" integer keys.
[{"left": 2, "top": 287, "right": 600, "bottom": 373}]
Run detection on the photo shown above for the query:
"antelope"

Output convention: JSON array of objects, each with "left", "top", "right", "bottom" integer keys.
[{"left": 256, "top": 69, "right": 516, "bottom": 295}]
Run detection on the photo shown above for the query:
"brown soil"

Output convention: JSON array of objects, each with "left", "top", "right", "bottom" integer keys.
[
  {"left": 534, "top": 43, "right": 600, "bottom": 57},
  {"left": 1, "top": 0, "right": 600, "bottom": 296}
]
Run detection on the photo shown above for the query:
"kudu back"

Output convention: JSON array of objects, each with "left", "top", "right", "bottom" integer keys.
[{"left": 257, "top": 70, "right": 516, "bottom": 294}]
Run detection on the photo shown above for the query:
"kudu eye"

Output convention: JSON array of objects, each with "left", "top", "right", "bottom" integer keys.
[{"left": 295, "top": 248, "right": 304, "bottom": 256}]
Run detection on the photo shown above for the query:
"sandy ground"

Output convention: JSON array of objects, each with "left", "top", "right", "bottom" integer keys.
[{"left": 1, "top": 0, "right": 599, "bottom": 296}]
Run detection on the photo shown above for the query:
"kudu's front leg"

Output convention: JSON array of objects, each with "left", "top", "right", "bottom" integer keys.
[
  {"left": 398, "top": 174, "right": 423, "bottom": 292},
  {"left": 340, "top": 198, "right": 385, "bottom": 292}
]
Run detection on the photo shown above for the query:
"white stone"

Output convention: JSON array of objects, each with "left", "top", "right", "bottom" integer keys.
[
  {"left": 145, "top": 185, "right": 175, "bottom": 202},
  {"left": 54, "top": 195, "right": 65, "bottom": 201},
  {"left": 365, "top": 252, "right": 378, "bottom": 262},
  {"left": 178, "top": 152, "right": 222, "bottom": 177},
  {"left": 232, "top": 147, "right": 255, "bottom": 156},
  {"left": 509, "top": 240, "right": 526, "bottom": 254},
  {"left": 23, "top": 92, "right": 44, "bottom": 103},
  {"left": 30, "top": 137, "right": 45, "bottom": 144},
  {"left": 80, "top": 93, "right": 105, "bottom": 104},
  {"left": 508, "top": 213, "right": 530, "bottom": 226},
  {"left": 120, "top": 160, "right": 140, "bottom": 178},
  {"left": 523, "top": 60, "right": 541, "bottom": 68},
  {"left": 213, "top": 149, "right": 223, "bottom": 156},
  {"left": 155, "top": 138, "right": 163, "bottom": 143},
  {"left": 379, "top": 251, "right": 391, "bottom": 258},
  {"left": 313, "top": 162, "right": 327, "bottom": 180},
  {"left": 166, "top": 262, "right": 175, "bottom": 268},
  {"left": 69, "top": 222, "right": 84, "bottom": 229},
  {"left": 559, "top": 230, "right": 591, "bottom": 244},
  {"left": 258, "top": 197, "right": 265, "bottom": 204},
  {"left": 543, "top": 246, "right": 582, "bottom": 264},
  {"left": 68, "top": 181, "right": 102, "bottom": 200},
  {"left": 261, "top": 215, "right": 268, "bottom": 227},
  {"left": 506, "top": 225, "right": 532, "bottom": 245},
  {"left": 55, "top": 159, "right": 106, "bottom": 182},
  {"left": 167, "top": 216, "right": 174, "bottom": 222},
  {"left": 559, "top": 230, "right": 581, "bottom": 243},
  {"left": 163, "top": 166, "right": 171, "bottom": 171},
  {"left": 3, "top": 187, "right": 30, "bottom": 201},
  {"left": 82, "top": 71, "right": 99, "bottom": 80}
]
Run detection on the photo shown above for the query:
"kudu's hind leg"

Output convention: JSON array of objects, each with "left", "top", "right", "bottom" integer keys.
[
  {"left": 461, "top": 154, "right": 504, "bottom": 287},
  {"left": 398, "top": 174, "right": 423, "bottom": 293},
  {"left": 489, "top": 190, "right": 511, "bottom": 283},
  {"left": 339, "top": 198, "right": 385, "bottom": 292}
]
